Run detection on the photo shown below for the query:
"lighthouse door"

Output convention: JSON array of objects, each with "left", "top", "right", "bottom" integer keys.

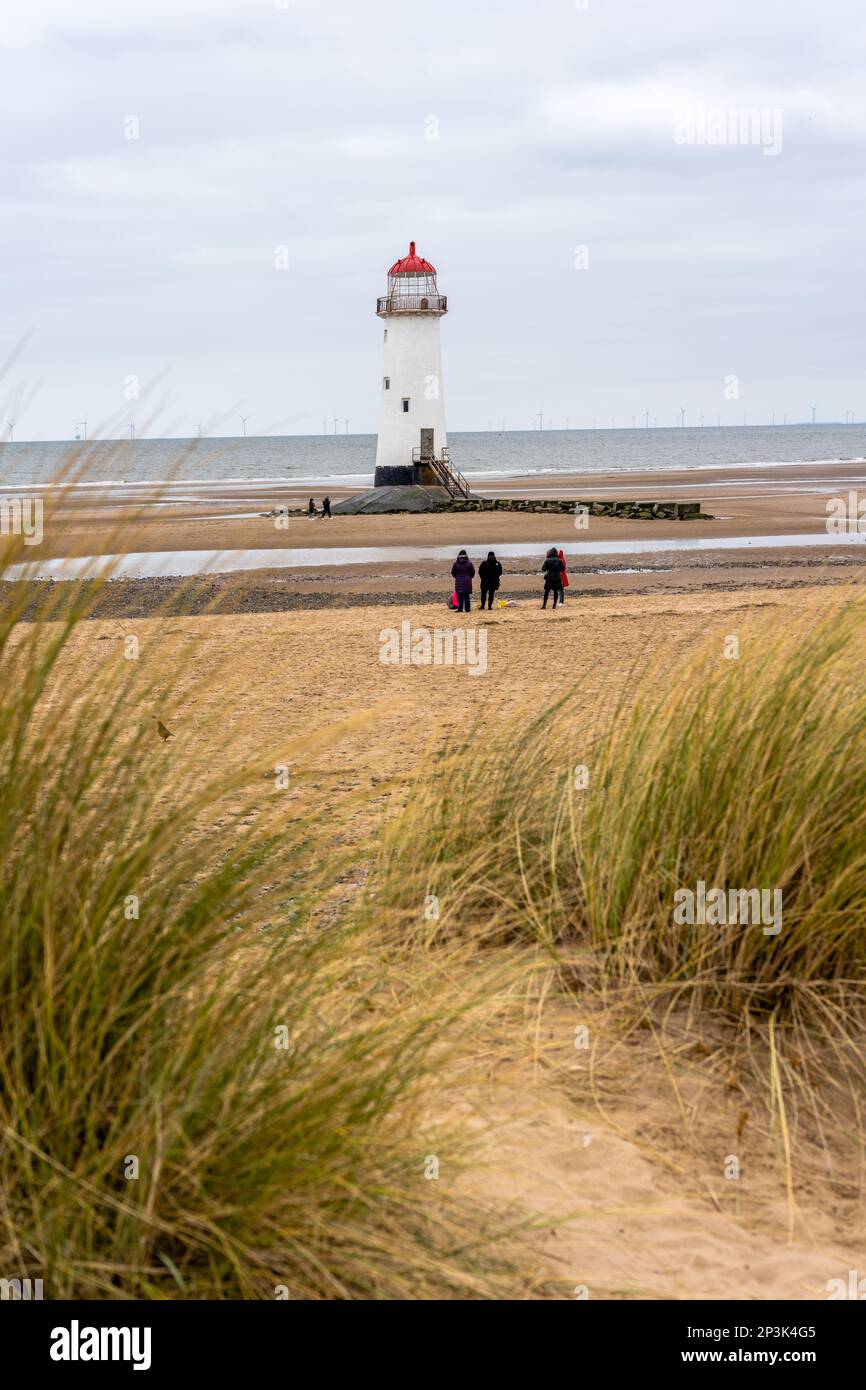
[{"left": 419, "top": 428, "right": 434, "bottom": 460}]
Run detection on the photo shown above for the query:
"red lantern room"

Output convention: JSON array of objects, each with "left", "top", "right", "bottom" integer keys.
[{"left": 376, "top": 241, "right": 447, "bottom": 316}]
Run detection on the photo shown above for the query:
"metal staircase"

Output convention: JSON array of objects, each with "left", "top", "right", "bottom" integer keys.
[{"left": 412, "top": 445, "right": 471, "bottom": 499}]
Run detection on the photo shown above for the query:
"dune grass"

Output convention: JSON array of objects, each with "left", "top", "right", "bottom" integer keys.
[
  {"left": 0, "top": 535, "right": 527, "bottom": 1299},
  {"left": 7, "top": 469, "right": 865, "bottom": 1292},
  {"left": 370, "top": 598, "right": 866, "bottom": 1221},
  {"left": 377, "top": 599, "right": 866, "bottom": 1037}
]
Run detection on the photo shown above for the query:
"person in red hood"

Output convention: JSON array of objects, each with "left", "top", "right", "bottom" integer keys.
[{"left": 558, "top": 549, "right": 569, "bottom": 600}]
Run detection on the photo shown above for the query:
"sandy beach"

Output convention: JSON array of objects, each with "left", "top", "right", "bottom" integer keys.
[
  {"left": 34, "top": 578, "right": 865, "bottom": 1300},
  {"left": 6, "top": 457, "right": 866, "bottom": 614},
  {"left": 20, "top": 456, "right": 866, "bottom": 552},
  {"left": 4, "top": 451, "right": 866, "bottom": 1305},
  {"left": 5, "top": 458, "right": 866, "bottom": 1304}
]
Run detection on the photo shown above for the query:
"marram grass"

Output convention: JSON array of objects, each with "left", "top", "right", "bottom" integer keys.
[
  {"left": 377, "top": 599, "right": 866, "bottom": 1032},
  {"left": 0, "top": 548, "right": 525, "bottom": 1300}
]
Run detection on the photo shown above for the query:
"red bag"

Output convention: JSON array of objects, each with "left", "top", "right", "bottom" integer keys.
[{"left": 558, "top": 550, "right": 569, "bottom": 587}]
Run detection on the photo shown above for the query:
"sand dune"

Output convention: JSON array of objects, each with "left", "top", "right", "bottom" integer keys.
[{"left": 41, "top": 580, "right": 865, "bottom": 1298}]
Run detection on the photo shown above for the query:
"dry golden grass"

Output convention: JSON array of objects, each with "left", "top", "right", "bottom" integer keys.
[{"left": 0, "top": 530, "right": 540, "bottom": 1299}]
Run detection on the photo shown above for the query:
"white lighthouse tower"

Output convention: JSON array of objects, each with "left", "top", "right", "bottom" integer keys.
[{"left": 374, "top": 241, "right": 463, "bottom": 494}]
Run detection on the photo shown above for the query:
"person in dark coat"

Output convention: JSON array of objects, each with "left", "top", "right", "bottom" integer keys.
[
  {"left": 308, "top": 497, "right": 316, "bottom": 518},
  {"left": 478, "top": 550, "right": 502, "bottom": 610},
  {"left": 451, "top": 549, "right": 475, "bottom": 613},
  {"left": 541, "top": 546, "right": 565, "bottom": 609},
  {"left": 322, "top": 496, "right": 331, "bottom": 518}
]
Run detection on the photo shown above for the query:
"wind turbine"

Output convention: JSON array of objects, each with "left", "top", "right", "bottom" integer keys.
[
  {"left": 344, "top": 418, "right": 350, "bottom": 434},
  {"left": 128, "top": 421, "right": 135, "bottom": 439},
  {"left": 644, "top": 409, "right": 651, "bottom": 429},
  {"left": 679, "top": 407, "right": 686, "bottom": 428},
  {"left": 332, "top": 416, "right": 339, "bottom": 434},
  {"left": 810, "top": 406, "right": 816, "bottom": 425},
  {"left": 6, "top": 419, "right": 16, "bottom": 442},
  {"left": 239, "top": 414, "right": 250, "bottom": 437}
]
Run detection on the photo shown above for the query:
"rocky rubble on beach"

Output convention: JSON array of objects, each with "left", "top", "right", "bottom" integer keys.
[
  {"left": 449, "top": 497, "right": 709, "bottom": 519},
  {"left": 3, "top": 552, "right": 863, "bottom": 621},
  {"left": 272, "top": 497, "right": 710, "bottom": 520}
]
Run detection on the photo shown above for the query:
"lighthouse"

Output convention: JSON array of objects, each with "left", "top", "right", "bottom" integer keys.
[
  {"left": 374, "top": 241, "right": 454, "bottom": 489},
  {"left": 333, "top": 241, "right": 469, "bottom": 514}
]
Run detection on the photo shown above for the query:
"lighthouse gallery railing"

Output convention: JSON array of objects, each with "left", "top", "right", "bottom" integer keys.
[{"left": 376, "top": 294, "right": 447, "bottom": 315}]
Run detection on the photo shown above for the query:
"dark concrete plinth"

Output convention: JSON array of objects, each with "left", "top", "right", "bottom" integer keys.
[{"left": 374, "top": 464, "right": 417, "bottom": 487}]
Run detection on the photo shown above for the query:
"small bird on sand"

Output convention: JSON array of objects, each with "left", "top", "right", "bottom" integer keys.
[{"left": 156, "top": 719, "right": 174, "bottom": 742}]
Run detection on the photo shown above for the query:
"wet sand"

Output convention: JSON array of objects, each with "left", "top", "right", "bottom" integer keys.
[
  {"left": 4, "top": 457, "right": 864, "bottom": 616},
  {"left": 5, "top": 550, "right": 864, "bottom": 623},
  {"left": 14, "top": 456, "right": 866, "bottom": 561}
]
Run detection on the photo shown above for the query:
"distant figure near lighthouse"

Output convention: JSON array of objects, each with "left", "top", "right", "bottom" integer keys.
[{"left": 374, "top": 241, "right": 451, "bottom": 488}]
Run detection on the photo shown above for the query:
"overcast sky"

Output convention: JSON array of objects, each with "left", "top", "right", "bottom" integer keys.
[{"left": 2, "top": 0, "right": 864, "bottom": 439}]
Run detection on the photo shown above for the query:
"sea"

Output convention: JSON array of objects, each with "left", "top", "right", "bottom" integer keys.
[{"left": 0, "top": 424, "right": 864, "bottom": 491}]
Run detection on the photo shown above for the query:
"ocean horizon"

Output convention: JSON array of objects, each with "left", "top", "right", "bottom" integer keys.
[{"left": 1, "top": 423, "right": 865, "bottom": 491}]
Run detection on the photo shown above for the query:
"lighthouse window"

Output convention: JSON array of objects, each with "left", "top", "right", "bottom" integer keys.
[
  {"left": 401, "top": 397, "right": 410, "bottom": 413},
  {"left": 383, "top": 376, "right": 390, "bottom": 390}
]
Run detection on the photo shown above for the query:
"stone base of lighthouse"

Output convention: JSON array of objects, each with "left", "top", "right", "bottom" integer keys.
[{"left": 333, "top": 483, "right": 453, "bottom": 516}]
